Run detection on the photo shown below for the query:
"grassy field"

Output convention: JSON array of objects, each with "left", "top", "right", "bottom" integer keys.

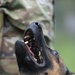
[{"left": 54, "top": 30, "right": 75, "bottom": 72}]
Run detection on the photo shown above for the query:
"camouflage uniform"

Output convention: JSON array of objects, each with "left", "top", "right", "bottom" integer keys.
[{"left": 0, "top": 0, "right": 54, "bottom": 75}]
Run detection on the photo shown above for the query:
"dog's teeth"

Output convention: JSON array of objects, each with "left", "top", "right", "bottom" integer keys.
[
  {"left": 40, "top": 56, "right": 43, "bottom": 60},
  {"left": 24, "top": 35, "right": 29, "bottom": 39},
  {"left": 39, "top": 51, "right": 41, "bottom": 56},
  {"left": 25, "top": 41, "right": 28, "bottom": 44},
  {"left": 34, "top": 57, "right": 37, "bottom": 61}
]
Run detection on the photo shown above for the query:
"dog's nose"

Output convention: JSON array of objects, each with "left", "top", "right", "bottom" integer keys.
[{"left": 35, "top": 22, "right": 41, "bottom": 28}]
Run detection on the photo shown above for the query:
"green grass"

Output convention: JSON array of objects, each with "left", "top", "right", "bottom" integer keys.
[{"left": 54, "top": 31, "right": 75, "bottom": 72}]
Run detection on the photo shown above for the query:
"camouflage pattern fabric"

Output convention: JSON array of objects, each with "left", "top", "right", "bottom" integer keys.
[{"left": 0, "top": 0, "right": 54, "bottom": 75}]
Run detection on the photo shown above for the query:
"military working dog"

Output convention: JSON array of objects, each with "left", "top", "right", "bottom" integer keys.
[{"left": 15, "top": 22, "right": 75, "bottom": 75}]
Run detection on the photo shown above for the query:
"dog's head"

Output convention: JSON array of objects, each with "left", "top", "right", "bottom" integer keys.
[{"left": 15, "top": 22, "right": 74, "bottom": 75}]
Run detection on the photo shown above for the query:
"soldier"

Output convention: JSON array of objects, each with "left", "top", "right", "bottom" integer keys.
[{"left": 0, "top": 0, "right": 54, "bottom": 75}]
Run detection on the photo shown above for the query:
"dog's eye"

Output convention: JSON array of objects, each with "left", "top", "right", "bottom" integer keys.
[{"left": 51, "top": 50, "right": 59, "bottom": 58}]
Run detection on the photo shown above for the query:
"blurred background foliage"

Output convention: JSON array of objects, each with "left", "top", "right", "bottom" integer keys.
[{"left": 54, "top": 0, "right": 75, "bottom": 72}]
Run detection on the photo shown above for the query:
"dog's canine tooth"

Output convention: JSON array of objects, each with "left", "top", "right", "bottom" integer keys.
[
  {"left": 25, "top": 41, "right": 29, "bottom": 44},
  {"left": 39, "top": 51, "right": 41, "bottom": 56}
]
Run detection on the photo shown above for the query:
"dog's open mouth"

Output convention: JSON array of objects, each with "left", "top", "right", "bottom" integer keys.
[{"left": 24, "top": 29, "right": 44, "bottom": 65}]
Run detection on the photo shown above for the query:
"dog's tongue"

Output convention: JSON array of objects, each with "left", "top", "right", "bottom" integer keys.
[{"left": 26, "top": 44, "right": 34, "bottom": 56}]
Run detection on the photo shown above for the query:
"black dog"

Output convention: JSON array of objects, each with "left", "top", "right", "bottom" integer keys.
[{"left": 15, "top": 22, "right": 75, "bottom": 75}]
